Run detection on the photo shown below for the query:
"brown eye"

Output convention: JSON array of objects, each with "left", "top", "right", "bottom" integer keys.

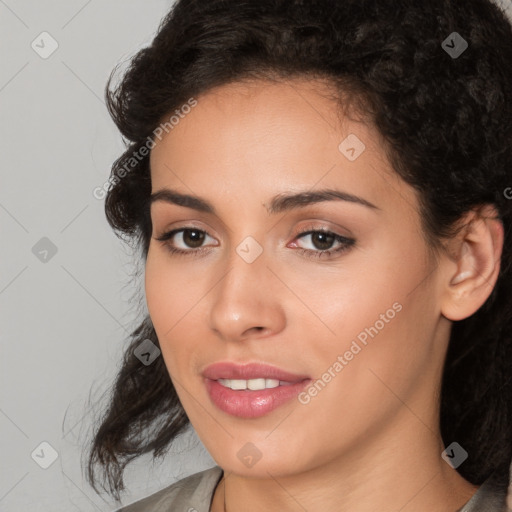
[
  {"left": 154, "top": 227, "right": 217, "bottom": 257},
  {"left": 293, "top": 228, "right": 355, "bottom": 260},
  {"left": 309, "top": 231, "right": 335, "bottom": 250},
  {"left": 181, "top": 229, "right": 206, "bottom": 248}
]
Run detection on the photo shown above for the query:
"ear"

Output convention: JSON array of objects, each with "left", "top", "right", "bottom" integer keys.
[{"left": 440, "top": 204, "right": 504, "bottom": 321}]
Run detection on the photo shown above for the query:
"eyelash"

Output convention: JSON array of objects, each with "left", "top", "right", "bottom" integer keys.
[{"left": 154, "top": 226, "right": 355, "bottom": 260}]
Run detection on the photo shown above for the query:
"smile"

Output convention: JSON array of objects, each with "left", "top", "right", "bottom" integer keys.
[{"left": 217, "top": 378, "right": 294, "bottom": 390}]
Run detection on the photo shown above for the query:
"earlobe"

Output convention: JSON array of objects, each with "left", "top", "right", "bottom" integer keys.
[{"left": 441, "top": 205, "right": 504, "bottom": 322}]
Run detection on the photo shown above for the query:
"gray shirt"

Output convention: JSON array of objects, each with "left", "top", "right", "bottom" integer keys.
[{"left": 114, "top": 464, "right": 511, "bottom": 512}]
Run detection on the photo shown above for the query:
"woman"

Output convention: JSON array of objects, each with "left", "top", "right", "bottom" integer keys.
[{"left": 85, "top": 0, "right": 512, "bottom": 510}]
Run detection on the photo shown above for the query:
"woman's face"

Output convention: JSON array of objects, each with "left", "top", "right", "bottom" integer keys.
[{"left": 146, "top": 79, "right": 449, "bottom": 477}]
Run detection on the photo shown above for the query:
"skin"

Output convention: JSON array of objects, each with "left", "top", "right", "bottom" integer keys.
[{"left": 145, "top": 78, "right": 503, "bottom": 512}]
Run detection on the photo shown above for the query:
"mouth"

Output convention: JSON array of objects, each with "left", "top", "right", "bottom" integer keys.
[
  {"left": 202, "top": 361, "right": 309, "bottom": 382},
  {"left": 217, "top": 378, "right": 294, "bottom": 390},
  {"left": 202, "top": 362, "right": 311, "bottom": 418}
]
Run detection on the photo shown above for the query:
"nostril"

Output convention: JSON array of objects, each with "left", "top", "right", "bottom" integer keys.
[{"left": 246, "top": 326, "right": 265, "bottom": 335}]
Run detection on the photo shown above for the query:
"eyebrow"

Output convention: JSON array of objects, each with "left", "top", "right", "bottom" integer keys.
[{"left": 149, "top": 187, "right": 379, "bottom": 215}]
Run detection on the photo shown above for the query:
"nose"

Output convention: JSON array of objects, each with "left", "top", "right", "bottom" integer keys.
[{"left": 208, "top": 246, "right": 286, "bottom": 343}]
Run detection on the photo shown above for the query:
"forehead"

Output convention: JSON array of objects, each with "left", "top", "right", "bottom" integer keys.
[
  {"left": 151, "top": 78, "right": 384, "bottom": 170},
  {"left": 148, "top": 78, "right": 415, "bottom": 220}
]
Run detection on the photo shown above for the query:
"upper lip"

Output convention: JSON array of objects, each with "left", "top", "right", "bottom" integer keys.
[{"left": 202, "top": 362, "right": 310, "bottom": 382}]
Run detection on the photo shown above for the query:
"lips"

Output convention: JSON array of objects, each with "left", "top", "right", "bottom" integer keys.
[
  {"left": 202, "top": 362, "right": 311, "bottom": 418},
  {"left": 202, "top": 362, "right": 309, "bottom": 382}
]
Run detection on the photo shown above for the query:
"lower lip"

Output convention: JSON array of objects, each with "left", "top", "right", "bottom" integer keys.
[{"left": 204, "top": 378, "right": 312, "bottom": 418}]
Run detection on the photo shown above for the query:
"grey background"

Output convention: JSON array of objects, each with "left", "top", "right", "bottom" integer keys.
[
  {"left": 0, "top": 1, "right": 215, "bottom": 511},
  {"left": 1, "top": 1, "right": 511, "bottom": 511}
]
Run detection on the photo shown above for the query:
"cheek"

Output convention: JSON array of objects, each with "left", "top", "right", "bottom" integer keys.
[
  {"left": 145, "top": 247, "right": 200, "bottom": 321},
  {"left": 144, "top": 247, "right": 216, "bottom": 382},
  {"left": 303, "top": 245, "right": 437, "bottom": 391},
  {"left": 144, "top": 250, "right": 192, "bottom": 367},
  {"left": 292, "top": 253, "right": 416, "bottom": 353}
]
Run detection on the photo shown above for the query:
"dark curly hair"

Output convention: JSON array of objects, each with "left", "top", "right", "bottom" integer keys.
[{"left": 84, "top": 0, "right": 512, "bottom": 501}]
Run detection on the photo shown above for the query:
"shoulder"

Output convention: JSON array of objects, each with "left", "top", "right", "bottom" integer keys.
[
  {"left": 459, "top": 461, "right": 512, "bottom": 512},
  {"left": 112, "top": 466, "right": 224, "bottom": 512}
]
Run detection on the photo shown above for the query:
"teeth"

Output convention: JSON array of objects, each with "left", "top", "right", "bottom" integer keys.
[{"left": 217, "top": 378, "right": 292, "bottom": 390}]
